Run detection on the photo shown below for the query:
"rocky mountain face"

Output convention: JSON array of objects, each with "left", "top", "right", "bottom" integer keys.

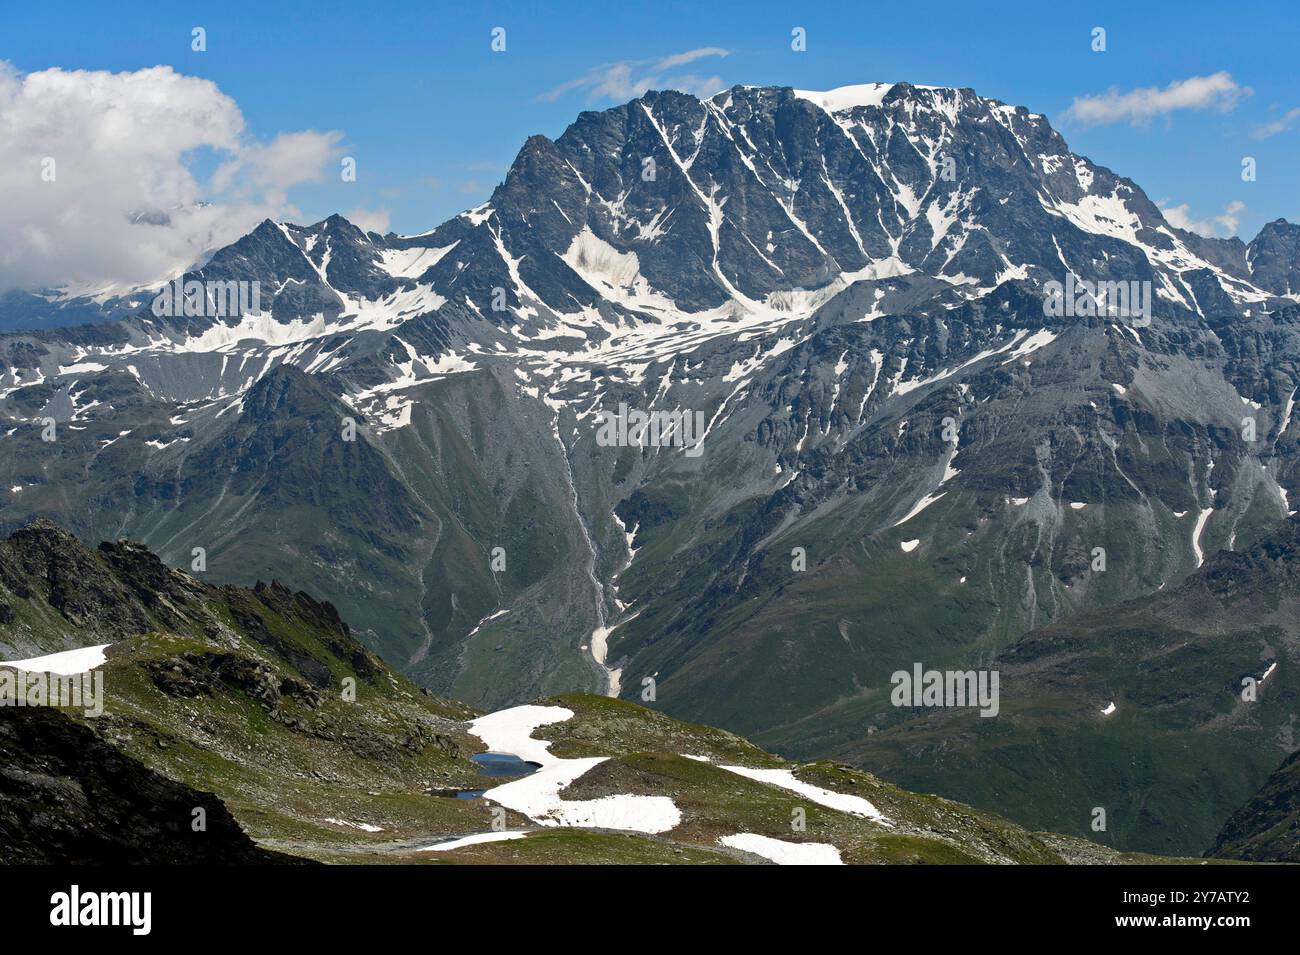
[
  {"left": 848, "top": 512, "right": 1300, "bottom": 856},
  {"left": 1246, "top": 220, "right": 1300, "bottom": 298},
  {"left": 0, "top": 517, "right": 219, "bottom": 656},
  {"left": 0, "top": 704, "right": 301, "bottom": 864},
  {"left": 2, "top": 82, "right": 1300, "bottom": 854},
  {"left": 1210, "top": 748, "right": 1300, "bottom": 862}
]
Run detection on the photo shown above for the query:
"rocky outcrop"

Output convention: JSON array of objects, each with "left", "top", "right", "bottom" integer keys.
[
  {"left": 0, "top": 705, "right": 305, "bottom": 864},
  {"left": 146, "top": 650, "right": 322, "bottom": 709},
  {"left": 1209, "top": 748, "right": 1300, "bottom": 862},
  {"left": 0, "top": 519, "right": 384, "bottom": 697}
]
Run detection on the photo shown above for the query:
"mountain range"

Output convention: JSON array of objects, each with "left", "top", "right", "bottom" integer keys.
[{"left": 2, "top": 81, "right": 1299, "bottom": 855}]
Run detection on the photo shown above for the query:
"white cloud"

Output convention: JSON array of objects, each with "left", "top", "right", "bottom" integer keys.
[
  {"left": 1159, "top": 199, "right": 1246, "bottom": 237},
  {"left": 542, "top": 48, "right": 730, "bottom": 103},
  {"left": 1254, "top": 106, "right": 1300, "bottom": 139},
  {"left": 652, "top": 47, "right": 730, "bottom": 71},
  {"left": 1063, "top": 72, "right": 1251, "bottom": 127},
  {"left": 212, "top": 129, "right": 344, "bottom": 195},
  {"left": 345, "top": 206, "right": 391, "bottom": 234},
  {"left": 0, "top": 61, "right": 343, "bottom": 294}
]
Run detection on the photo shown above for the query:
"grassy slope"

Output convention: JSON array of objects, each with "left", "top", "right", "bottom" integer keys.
[
  {"left": 840, "top": 529, "right": 1300, "bottom": 857},
  {"left": 43, "top": 640, "right": 1212, "bottom": 864},
  {"left": 0, "top": 521, "right": 1218, "bottom": 864}
]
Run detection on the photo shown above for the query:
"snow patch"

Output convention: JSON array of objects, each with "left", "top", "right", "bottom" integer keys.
[
  {"left": 1192, "top": 508, "right": 1214, "bottom": 567},
  {"left": 379, "top": 242, "right": 458, "bottom": 279},
  {"left": 561, "top": 227, "right": 677, "bottom": 312},
  {"left": 793, "top": 84, "right": 894, "bottom": 112},
  {"left": 419, "top": 831, "right": 528, "bottom": 852},
  {"left": 468, "top": 705, "right": 681, "bottom": 834},
  {"left": 718, "top": 766, "right": 890, "bottom": 824},
  {"left": 0, "top": 644, "right": 110, "bottom": 674},
  {"left": 719, "top": 833, "right": 844, "bottom": 865},
  {"left": 1002, "top": 328, "right": 1057, "bottom": 363},
  {"left": 324, "top": 818, "right": 383, "bottom": 833}
]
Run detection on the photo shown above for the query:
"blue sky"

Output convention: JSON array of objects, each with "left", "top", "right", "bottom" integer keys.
[{"left": 4, "top": 0, "right": 1298, "bottom": 244}]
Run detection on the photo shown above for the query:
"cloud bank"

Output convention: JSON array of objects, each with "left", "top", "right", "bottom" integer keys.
[
  {"left": 0, "top": 61, "right": 343, "bottom": 295},
  {"left": 1254, "top": 106, "right": 1300, "bottom": 139},
  {"left": 542, "top": 47, "right": 731, "bottom": 103},
  {"left": 1159, "top": 199, "right": 1246, "bottom": 238},
  {"left": 1063, "top": 72, "right": 1251, "bottom": 127}
]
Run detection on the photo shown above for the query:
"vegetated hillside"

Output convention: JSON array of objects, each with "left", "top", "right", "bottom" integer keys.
[
  {"left": 1209, "top": 748, "right": 1300, "bottom": 862},
  {"left": 0, "top": 521, "right": 1209, "bottom": 864},
  {"left": 845, "top": 514, "right": 1300, "bottom": 857}
]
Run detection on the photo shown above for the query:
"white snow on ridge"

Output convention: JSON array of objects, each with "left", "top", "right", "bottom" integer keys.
[
  {"left": 379, "top": 242, "right": 458, "bottom": 279},
  {"left": 719, "top": 765, "right": 891, "bottom": 825},
  {"left": 58, "top": 361, "right": 108, "bottom": 376},
  {"left": 324, "top": 818, "right": 383, "bottom": 833},
  {"left": 461, "top": 203, "right": 493, "bottom": 226},
  {"left": 1003, "top": 328, "right": 1057, "bottom": 363},
  {"left": 419, "top": 831, "right": 529, "bottom": 852},
  {"left": 900, "top": 539, "right": 920, "bottom": 553},
  {"left": 466, "top": 609, "right": 509, "bottom": 639},
  {"left": 1192, "top": 507, "right": 1214, "bottom": 567},
  {"left": 893, "top": 329, "right": 1030, "bottom": 397},
  {"left": 469, "top": 705, "right": 573, "bottom": 767},
  {"left": 720, "top": 833, "right": 844, "bottom": 865},
  {"left": 562, "top": 228, "right": 678, "bottom": 313},
  {"left": 893, "top": 445, "right": 961, "bottom": 527},
  {"left": 0, "top": 644, "right": 110, "bottom": 674},
  {"left": 793, "top": 83, "right": 894, "bottom": 112},
  {"left": 467, "top": 705, "right": 681, "bottom": 834},
  {"left": 1043, "top": 186, "right": 1273, "bottom": 303},
  {"left": 893, "top": 491, "right": 946, "bottom": 527},
  {"left": 163, "top": 311, "right": 334, "bottom": 353}
]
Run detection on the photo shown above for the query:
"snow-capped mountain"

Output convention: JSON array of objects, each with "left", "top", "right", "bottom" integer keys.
[
  {"left": 6, "top": 83, "right": 1295, "bottom": 409},
  {"left": 3, "top": 82, "right": 1300, "bottom": 854}
]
